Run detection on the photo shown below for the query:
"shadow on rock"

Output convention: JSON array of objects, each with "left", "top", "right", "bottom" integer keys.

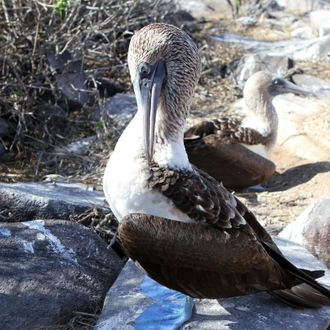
[{"left": 263, "top": 161, "right": 330, "bottom": 191}]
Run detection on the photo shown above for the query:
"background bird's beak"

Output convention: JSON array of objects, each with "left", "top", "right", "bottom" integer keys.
[
  {"left": 268, "top": 78, "right": 315, "bottom": 97},
  {"left": 133, "top": 59, "right": 166, "bottom": 162}
]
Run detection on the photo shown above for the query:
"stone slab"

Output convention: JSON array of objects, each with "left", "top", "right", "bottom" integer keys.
[
  {"left": 212, "top": 34, "right": 330, "bottom": 60},
  {"left": 96, "top": 237, "right": 330, "bottom": 330},
  {"left": 0, "top": 181, "right": 108, "bottom": 221}
]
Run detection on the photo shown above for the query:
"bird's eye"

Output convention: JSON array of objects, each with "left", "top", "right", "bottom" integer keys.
[
  {"left": 139, "top": 63, "right": 150, "bottom": 76},
  {"left": 272, "top": 78, "right": 280, "bottom": 85}
]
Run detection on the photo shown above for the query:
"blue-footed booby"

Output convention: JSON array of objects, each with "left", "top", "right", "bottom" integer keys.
[
  {"left": 103, "top": 23, "right": 330, "bottom": 311},
  {"left": 184, "top": 71, "right": 313, "bottom": 189}
]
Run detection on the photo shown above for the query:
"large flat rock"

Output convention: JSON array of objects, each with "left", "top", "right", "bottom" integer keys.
[
  {"left": 0, "top": 181, "right": 108, "bottom": 221},
  {"left": 96, "top": 237, "right": 330, "bottom": 330}
]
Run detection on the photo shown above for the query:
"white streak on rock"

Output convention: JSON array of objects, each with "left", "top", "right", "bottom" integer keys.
[
  {"left": 23, "top": 220, "right": 78, "bottom": 265},
  {"left": 22, "top": 240, "right": 35, "bottom": 253},
  {"left": 0, "top": 228, "right": 11, "bottom": 237}
]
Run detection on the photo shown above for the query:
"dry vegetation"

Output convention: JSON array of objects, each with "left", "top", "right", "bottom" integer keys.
[{"left": 0, "top": 0, "right": 179, "bottom": 184}]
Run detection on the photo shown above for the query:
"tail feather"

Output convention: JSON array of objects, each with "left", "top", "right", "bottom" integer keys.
[
  {"left": 261, "top": 240, "right": 330, "bottom": 307},
  {"left": 271, "top": 284, "right": 330, "bottom": 308},
  {"left": 300, "top": 269, "right": 325, "bottom": 280}
]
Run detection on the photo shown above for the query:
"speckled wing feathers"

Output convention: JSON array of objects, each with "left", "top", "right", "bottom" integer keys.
[
  {"left": 148, "top": 164, "right": 246, "bottom": 228},
  {"left": 214, "top": 118, "right": 265, "bottom": 145},
  {"left": 184, "top": 119, "right": 266, "bottom": 146}
]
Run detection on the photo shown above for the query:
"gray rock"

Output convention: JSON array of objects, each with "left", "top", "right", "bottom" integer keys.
[
  {"left": 235, "top": 16, "right": 257, "bottom": 27},
  {"left": 225, "top": 54, "right": 293, "bottom": 87},
  {"left": 212, "top": 33, "right": 330, "bottom": 60},
  {"left": 0, "top": 181, "right": 108, "bottom": 221},
  {"left": 275, "top": 0, "right": 330, "bottom": 12},
  {"left": 56, "top": 69, "right": 88, "bottom": 109},
  {"left": 47, "top": 49, "right": 72, "bottom": 72},
  {"left": 267, "top": 11, "right": 298, "bottom": 27},
  {"left": 0, "top": 219, "right": 123, "bottom": 330},
  {"left": 0, "top": 143, "right": 5, "bottom": 157},
  {"left": 47, "top": 50, "right": 88, "bottom": 109},
  {"left": 0, "top": 117, "right": 10, "bottom": 136},
  {"left": 291, "top": 26, "right": 315, "bottom": 39},
  {"left": 92, "top": 93, "right": 137, "bottom": 131},
  {"left": 177, "top": 0, "right": 232, "bottom": 19},
  {"left": 279, "top": 199, "right": 330, "bottom": 269},
  {"left": 61, "top": 135, "right": 98, "bottom": 155},
  {"left": 96, "top": 237, "right": 330, "bottom": 330},
  {"left": 87, "top": 77, "right": 124, "bottom": 98},
  {"left": 32, "top": 104, "right": 67, "bottom": 120},
  {"left": 290, "top": 20, "right": 307, "bottom": 30},
  {"left": 164, "top": 10, "right": 195, "bottom": 23},
  {"left": 320, "top": 24, "right": 330, "bottom": 37},
  {"left": 292, "top": 73, "right": 330, "bottom": 101},
  {"left": 310, "top": 10, "right": 330, "bottom": 36}
]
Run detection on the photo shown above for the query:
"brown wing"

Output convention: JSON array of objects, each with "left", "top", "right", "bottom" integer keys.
[
  {"left": 184, "top": 134, "right": 276, "bottom": 189},
  {"left": 119, "top": 212, "right": 330, "bottom": 306},
  {"left": 185, "top": 119, "right": 266, "bottom": 146},
  {"left": 183, "top": 120, "right": 275, "bottom": 189},
  {"left": 118, "top": 213, "right": 294, "bottom": 299},
  {"left": 184, "top": 120, "right": 217, "bottom": 140}
]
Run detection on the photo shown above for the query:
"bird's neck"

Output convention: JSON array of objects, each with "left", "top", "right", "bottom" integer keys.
[
  {"left": 247, "top": 93, "right": 278, "bottom": 134},
  {"left": 119, "top": 102, "right": 191, "bottom": 170},
  {"left": 153, "top": 101, "right": 192, "bottom": 170}
]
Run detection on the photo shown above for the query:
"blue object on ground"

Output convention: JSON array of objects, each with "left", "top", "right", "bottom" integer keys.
[{"left": 132, "top": 275, "right": 194, "bottom": 330}]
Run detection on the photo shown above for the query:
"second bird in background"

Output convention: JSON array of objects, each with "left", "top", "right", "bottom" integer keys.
[{"left": 184, "top": 71, "right": 313, "bottom": 189}]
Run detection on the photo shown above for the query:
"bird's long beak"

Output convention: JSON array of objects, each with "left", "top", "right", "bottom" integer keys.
[
  {"left": 268, "top": 78, "right": 315, "bottom": 97},
  {"left": 133, "top": 59, "right": 166, "bottom": 162}
]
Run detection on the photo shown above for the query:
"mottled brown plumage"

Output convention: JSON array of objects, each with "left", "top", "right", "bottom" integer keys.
[
  {"left": 184, "top": 119, "right": 276, "bottom": 188},
  {"left": 148, "top": 162, "right": 245, "bottom": 227},
  {"left": 105, "top": 23, "right": 330, "bottom": 309}
]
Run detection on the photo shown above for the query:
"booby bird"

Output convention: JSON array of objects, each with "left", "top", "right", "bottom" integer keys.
[
  {"left": 184, "top": 71, "right": 313, "bottom": 189},
  {"left": 103, "top": 23, "right": 330, "bottom": 310}
]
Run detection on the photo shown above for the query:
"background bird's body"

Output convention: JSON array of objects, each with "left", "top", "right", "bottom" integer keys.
[{"left": 184, "top": 71, "right": 313, "bottom": 189}]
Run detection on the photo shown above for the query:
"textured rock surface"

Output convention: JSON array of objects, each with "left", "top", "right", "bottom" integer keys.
[
  {"left": 212, "top": 34, "right": 330, "bottom": 60},
  {"left": 0, "top": 219, "right": 124, "bottom": 330},
  {"left": 96, "top": 237, "right": 330, "bottom": 330},
  {"left": 0, "top": 181, "right": 108, "bottom": 221},
  {"left": 92, "top": 93, "right": 137, "bottom": 130},
  {"left": 279, "top": 199, "right": 330, "bottom": 268},
  {"left": 61, "top": 135, "right": 98, "bottom": 155},
  {"left": 225, "top": 54, "right": 293, "bottom": 87},
  {"left": 292, "top": 73, "right": 330, "bottom": 101}
]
